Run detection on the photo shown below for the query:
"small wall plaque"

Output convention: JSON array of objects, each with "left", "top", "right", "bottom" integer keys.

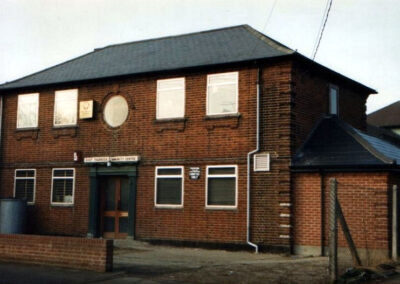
[
  {"left": 79, "top": 100, "right": 94, "bottom": 119},
  {"left": 189, "top": 167, "right": 200, "bottom": 180}
]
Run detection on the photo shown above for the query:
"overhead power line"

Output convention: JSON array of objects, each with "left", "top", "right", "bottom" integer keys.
[{"left": 312, "top": 0, "right": 333, "bottom": 60}]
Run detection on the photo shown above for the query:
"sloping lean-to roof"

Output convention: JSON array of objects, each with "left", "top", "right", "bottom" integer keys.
[
  {"left": 0, "top": 25, "right": 294, "bottom": 90},
  {"left": 292, "top": 116, "right": 400, "bottom": 170}
]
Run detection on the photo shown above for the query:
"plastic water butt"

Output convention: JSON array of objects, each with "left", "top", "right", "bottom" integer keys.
[{"left": 0, "top": 199, "right": 27, "bottom": 234}]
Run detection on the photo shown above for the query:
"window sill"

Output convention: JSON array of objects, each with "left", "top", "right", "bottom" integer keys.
[
  {"left": 155, "top": 205, "right": 184, "bottom": 209},
  {"left": 52, "top": 124, "right": 78, "bottom": 130},
  {"left": 153, "top": 117, "right": 187, "bottom": 133},
  {"left": 204, "top": 113, "right": 241, "bottom": 130},
  {"left": 52, "top": 125, "right": 78, "bottom": 138},
  {"left": 14, "top": 128, "right": 39, "bottom": 140},
  {"left": 205, "top": 206, "right": 237, "bottom": 211},
  {"left": 50, "top": 203, "right": 74, "bottom": 207}
]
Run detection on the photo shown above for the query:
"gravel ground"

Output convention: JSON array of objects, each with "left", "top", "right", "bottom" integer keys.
[{"left": 113, "top": 240, "right": 330, "bottom": 284}]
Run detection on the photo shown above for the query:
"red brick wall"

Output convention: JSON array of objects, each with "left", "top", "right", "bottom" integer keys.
[
  {"left": 0, "top": 59, "right": 372, "bottom": 248},
  {"left": 292, "top": 61, "right": 369, "bottom": 150},
  {"left": 293, "top": 172, "right": 391, "bottom": 251},
  {"left": 0, "top": 234, "right": 113, "bottom": 272},
  {"left": 0, "top": 66, "right": 258, "bottom": 243}
]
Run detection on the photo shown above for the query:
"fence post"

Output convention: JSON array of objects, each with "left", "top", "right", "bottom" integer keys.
[
  {"left": 329, "top": 178, "right": 338, "bottom": 283},
  {"left": 393, "top": 185, "right": 398, "bottom": 260}
]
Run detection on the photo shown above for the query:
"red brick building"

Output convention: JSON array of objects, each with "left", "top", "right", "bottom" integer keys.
[{"left": 1, "top": 25, "right": 393, "bottom": 254}]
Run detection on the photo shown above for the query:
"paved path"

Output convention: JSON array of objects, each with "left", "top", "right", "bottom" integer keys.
[{"left": 0, "top": 240, "right": 332, "bottom": 284}]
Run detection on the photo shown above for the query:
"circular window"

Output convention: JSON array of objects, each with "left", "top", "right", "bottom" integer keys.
[{"left": 103, "top": 95, "right": 129, "bottom": 128}]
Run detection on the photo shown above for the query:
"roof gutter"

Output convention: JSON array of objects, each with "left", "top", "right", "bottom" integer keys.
[{"left": 246, "top": 67, "right": 260, "bottom": 253}]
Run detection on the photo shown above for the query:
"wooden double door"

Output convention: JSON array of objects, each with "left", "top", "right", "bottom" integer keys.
[{"left": 100, "top": 176, "right": 130, "bottom": 239}]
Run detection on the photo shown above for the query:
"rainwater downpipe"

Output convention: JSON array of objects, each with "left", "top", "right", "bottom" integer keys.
[{"left": 246, "top": 67, "right": 260, "bottom": 253}]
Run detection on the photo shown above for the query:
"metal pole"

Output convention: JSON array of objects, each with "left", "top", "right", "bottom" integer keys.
[
  {"left": 393, "top": 185, "right": 398, "bottom": 260},
  {"left": 329, "top": 178, "right": 338, "bottom": 283}
]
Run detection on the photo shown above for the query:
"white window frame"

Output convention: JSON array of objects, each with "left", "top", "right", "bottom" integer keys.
[
  {"left": 206, "top": 72, "right": 239, "bottom": 116},
  {"left": 53, "top": 89, "right": 78, "bottom": 127},
  {"left": 205, "top": 165, "right": 238, "bottom": 209},
  {"left": 50, "top": 168, "right": 75, "bottom": 206},
  {"left": 156, "top": 77, "right": 185, "bottom": 119},
  {"left": 329, "top": 84, "right": 339, "bottom": 115},
  {"left": 154, "top": 166, "right": 184, "bottom": 208},
  {"left": 14, "top": 169, "right": 36, "bottom": 205},
  {"left": 16, "top": 93, "right": 39, "bottom": 129}
]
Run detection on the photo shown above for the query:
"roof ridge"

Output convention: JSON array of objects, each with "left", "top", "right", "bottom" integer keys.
[
  {"left": 242, "top": 25, "right": 294, "bottom": 55},
  {"left": 367, "top": 100, "right": 400, "bottom": 116},
  {"left": 95, "top": 24, "right": 250, "bottom": 51},
  {"left": 336, "top": 117, "right": 395, "bottom": 164}
]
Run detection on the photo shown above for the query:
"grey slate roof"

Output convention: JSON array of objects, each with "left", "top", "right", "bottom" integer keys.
[
  {"left": 0, "top": 25, "right": 294, "bottom": 90},
  {"left": 292, "top": 116, "right": 400, "bottom": 169}
]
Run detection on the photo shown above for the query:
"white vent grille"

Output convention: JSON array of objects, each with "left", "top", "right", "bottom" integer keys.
[{"left": 254, "top": 153, "right": 270, "bottom": 171}]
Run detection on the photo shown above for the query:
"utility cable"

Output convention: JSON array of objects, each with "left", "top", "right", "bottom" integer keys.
[{"left": 312, "top": 0, "right": 333, "bottom": 60}]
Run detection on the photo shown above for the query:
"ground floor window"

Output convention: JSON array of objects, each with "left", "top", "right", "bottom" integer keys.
[
  {"left": 51, "top": 168, "right": 75, "bottom": 205},
  {"left": 14, "top": 169, "right": 36, "bottom": 204},
  {"left": 206, "top": 165, "right": 237, "bottom": 208},
  {"left": 155, "top": 166, "right": 183, "bottom": 208}
]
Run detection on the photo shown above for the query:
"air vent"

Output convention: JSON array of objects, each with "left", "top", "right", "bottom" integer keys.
[{"left": 254, "top": 153, "right": 270, "bottom": 172}]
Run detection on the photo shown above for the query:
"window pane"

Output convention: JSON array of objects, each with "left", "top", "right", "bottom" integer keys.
[
  {"left": 16, "top": 170, "right": 35, "bottom": 177},
  {"left": 208, "top": 73, "right": 236, "bottom": 85},
  {"left": 104, "top": 96, "right": 129, "bottom": 127},
  {"left": 103, "top": 217, "right": 115, "bottom": 232},
  {"left": 207, "top": 177, "right": 235, "bottom": 206},
  {"left": 15, "top": 179, "right": 34, "bottom": 203},
  {"left": 157, "top": 168, "right": 182, "bottom": 175},
  {"left": 17, "top": 93, "right": 38, "bottom": 128},
  {"left": 54, "top": 90, "right": 77, "bottom": 126},
  {"left": 208, "top": 84, "right": 236, "bottom": 114},
  {"left": 329, "top": 88, "right": 338, "bottom": 115},
  {"left": 52, "top": 178, "right": 73, "bottom": 203},
  {"left": 158, "top": 78, "right": 184, "bottom": 90},
  {"left": 208, "top": 167, "right": 235, "bottom": 175},
  {"left": 119, "top": 217, "right": 128, "bottom": 233},
  {"left": 104, "top": 179, "right": 116, "bottom": 211},
  {"left": 53, "top": 170, "right": 74, "bottom": 177},
  {"left": 156, "top": 178, "right": 182, "bottom": 205},
  {"left": 157, "top": 88, "right": 185, "bottom": 118},
  {"left": 120, "top": 178, "right": 129, "bottom": 211}
]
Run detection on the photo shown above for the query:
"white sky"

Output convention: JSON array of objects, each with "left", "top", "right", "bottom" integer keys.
[{"left": 0, "top": 0, "right": 399, "bottom": 113}]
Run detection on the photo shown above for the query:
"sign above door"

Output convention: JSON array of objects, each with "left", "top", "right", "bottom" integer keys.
[{"left": 84, "top": 155, "right": 140, "bottom": 164}]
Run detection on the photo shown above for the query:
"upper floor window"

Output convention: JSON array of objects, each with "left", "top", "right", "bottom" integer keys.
[
  {"left": 51, "top": 168, "right": 75, "bottom": 205},
  {"left": 207, "top": 72, "right": 238, "bottom": 116},
  {"left": 206, "top": 165, "right": 237, "bottom": 209},
  {"left": 157, "top": 78, "right": 185, "bottom": 119},
  {"left": 14, "top": 169, "right": 36, "bottom": 204},
  {"left": 17, "top": 93, "right": 39, "bottom": 129},
  {"left": 329, "top": 85, "right": 339, "bottom": 115},
  {"left": 54, "top": 89, "right": 78, "bottom": 126}
]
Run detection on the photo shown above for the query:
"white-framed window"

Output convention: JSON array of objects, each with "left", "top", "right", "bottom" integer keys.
[
  {"left": 155, "top": 166, "right": 184, "bottom": 208},
  {"left": 206, "top": 165, "right": 237, "bottom": 209},
  {"left": 207, "top": 72, "right": 238, "bottom": 116},
  {"left": 329, "top": 85, "right": 339, "bottom": 115},
  {"left": 156, "top": 77, "right": 185, "bottom": 119},
  {"left": 54, "top": 89, "right": 78, "bottom": 126},
  {"left": 17, "top": 93, "right": 39, "bottom": 128},
  {"left": 14, "top": 169, "right": 36, "bottom": 204},
  {"left": 51, "top": 168, "right": 75, "bottom": 205}
]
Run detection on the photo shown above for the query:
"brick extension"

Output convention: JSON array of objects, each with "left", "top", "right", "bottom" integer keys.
[{"left": 0, "top": 234, "right": 113, "bottom": 272}]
